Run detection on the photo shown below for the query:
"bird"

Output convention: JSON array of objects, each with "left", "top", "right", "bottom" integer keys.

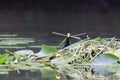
[{"left": 61, "top": 33, "right": 71, "bottom": 48}]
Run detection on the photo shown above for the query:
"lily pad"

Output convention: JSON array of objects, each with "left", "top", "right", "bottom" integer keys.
[
  {"left": 15, "top": 49, "right": 34, "bottom": 56},
  {"left": 92, "top": 54, "right": 119, "bottom": 65},
  {"left": 0, "top": 54, "right": 9, "bottom": 64},
  {"left": 92, "top": 54, "right": 119, "bottom": 76},
  {"left": 0, "top": 38, "right": 34, "bottom": 45},
  {"left": 37, "top": 45, "right": 57, "bottom": 57}
]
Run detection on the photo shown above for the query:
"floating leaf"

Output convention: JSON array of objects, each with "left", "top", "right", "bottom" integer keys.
[
  {"left": 92, "top": 54, "right": 119, "bottom": 76},
  {"left": 41, "top": 68, "right": 57, "bottom": 78},
  {"left": 37, "top": 45, "right": 57, "bottom": 57},
  {"left": 92, "top": 66, "right": 115, "bottom": 76},
  {"left": 41, "top": 45, "right": 57, "bottom": 54},
  {"left": 92, "top": 54, "right": 119, "bottom": 65},
  {"left": 15, "top": 49, "right": 34, "bottom": 56},
  {"left": 0, "top": 46, "right": 25, "bottom": 49},
  {"left": 0, "top": 38, "right": 34, "bottom": 45},
  {"left": 0, "top": 54, "right": 9, "bottom": 64}
]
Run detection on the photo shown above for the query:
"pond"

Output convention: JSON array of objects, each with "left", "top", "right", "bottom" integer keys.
[{"left": 0, "top": 32, "right": 120, "bottom": 80}]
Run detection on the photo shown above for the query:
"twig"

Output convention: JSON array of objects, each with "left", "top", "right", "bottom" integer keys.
[
  {"left": 91, "top": 37, "right": 116, "bottom": 60},
  {"left": 73, "top": 33, "right": 86, "bottom": 36},
  {"left": 52, "top": 32, "right": 81, "bottom": 40}
]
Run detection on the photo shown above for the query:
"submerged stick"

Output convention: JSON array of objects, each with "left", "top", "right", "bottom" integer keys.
[{"left": 52, "top": 32, "right": 81, "bottom": 40}]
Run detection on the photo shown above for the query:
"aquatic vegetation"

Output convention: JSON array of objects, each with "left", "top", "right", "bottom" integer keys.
[
  {"left": 0, "top": 38, "right": 34, "bottom": 45},
  {"left": 0, "top": 33, "right": 120, "bottom": 80}
]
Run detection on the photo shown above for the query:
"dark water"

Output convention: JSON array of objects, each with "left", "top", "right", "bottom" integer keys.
[
  {"left": 0, "top": 0, "right": 120, "bottom": 36},
  {"left": 0, "top": 70, "right": 54, "bottom": 80},
  {"left": 1, "top": 10, "right": 120, "bottom": 36}
]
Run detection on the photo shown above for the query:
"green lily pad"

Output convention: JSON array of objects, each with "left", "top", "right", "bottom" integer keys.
[
  {"left": 41, "top": 45, "right": 57, "bottom": 55},
  {"left": 0, "top": 54, "right": 9, "bottom": 64},
  {"left": 92, "top": 54, "right": 119, "bottom": 76},
  {"left": 0, "top": 38, "right": 34, "bottom": 45},
  {"left": 37, "top": 45, "right": 57, "bottom": 57},
  {"left": 15, "top": 49, "right": 34, "bottom": 56},
  {"left": 92, "top": 54, "right": 119, "bottom": 65}
]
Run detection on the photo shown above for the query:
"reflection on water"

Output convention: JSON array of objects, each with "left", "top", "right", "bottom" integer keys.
[
  {"left": 0, "top": 8, "right": 120, "bottom": 36},
  {"left": 0, "top": 70, "right": 56, "bottom": 80}
]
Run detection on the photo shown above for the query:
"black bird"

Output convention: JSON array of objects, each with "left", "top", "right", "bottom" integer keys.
[{"left": 61, "top": 33, "right": 71, "bottom": 48}]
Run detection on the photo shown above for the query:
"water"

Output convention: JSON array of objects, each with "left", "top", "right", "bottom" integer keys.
[
  {"left": 0, "top": 4, "right": 120, "bottom": 36},
  {"left": 0, "top": 1, "right": 120, "bottom": 80},
  {"left": 0, "top": 70, "right": 54, "bottom": 80}
]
